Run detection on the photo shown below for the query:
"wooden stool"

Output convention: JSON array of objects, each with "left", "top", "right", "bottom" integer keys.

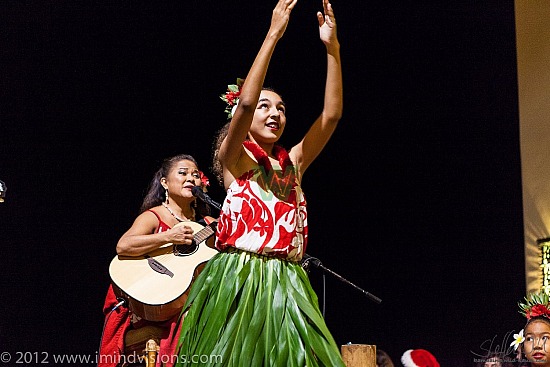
[{"left": 341, "top": 344, "right": 376, "bottom": 367}]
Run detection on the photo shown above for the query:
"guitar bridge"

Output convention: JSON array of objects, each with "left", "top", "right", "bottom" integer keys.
[{"left": 144, "top": 255, "right": 174, "bottom": 277}]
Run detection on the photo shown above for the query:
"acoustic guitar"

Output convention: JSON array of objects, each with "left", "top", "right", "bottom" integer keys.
[{"left": 109, "top": 220, "right": 218, "bottom": 322}]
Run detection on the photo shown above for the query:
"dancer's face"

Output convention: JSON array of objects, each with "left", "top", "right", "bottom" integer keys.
[{"left": 249, "top": 90, "right": 286, "bottom": 144}]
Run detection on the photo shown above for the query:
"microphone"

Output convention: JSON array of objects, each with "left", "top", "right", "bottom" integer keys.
[
  {"left": 301, "top": 254, "right": 322, "bottom": 270},
  {"left": 192, "top": 186, "right": 222, "bottom": 210}
]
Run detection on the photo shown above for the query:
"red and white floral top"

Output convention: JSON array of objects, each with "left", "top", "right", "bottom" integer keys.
[{"left": 215, "top": 143, "right": 308, "bottom": 261}]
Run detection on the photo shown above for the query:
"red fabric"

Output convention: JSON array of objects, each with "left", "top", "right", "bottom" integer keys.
[
  {"left": 147, "top": 209, "right": 171, "bottom": 233},
  {"left": 156, "top": 316, "right": 182, "bottom": 367},
  {"left": 98, "top": 285, "right": 183, "bottom": 367},
  {"left": 98, "top": 285, "right": 131, "bottom": 367}
]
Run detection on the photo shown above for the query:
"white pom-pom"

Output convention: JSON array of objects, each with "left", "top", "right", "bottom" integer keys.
[{"left": 231, "top": 100, "right": 239, "bottom": 117}]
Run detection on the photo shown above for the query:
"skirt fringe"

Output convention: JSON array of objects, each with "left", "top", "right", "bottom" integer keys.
[{"left": 174, "top": 249, "right": 345, "bottom": 367}]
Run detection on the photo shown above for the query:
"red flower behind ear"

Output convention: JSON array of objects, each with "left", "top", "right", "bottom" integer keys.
[
  {"left": 527, "top": 304, "right": 550, "bottom": 319},
  {"left": 200, "top": 171, "right": 210, "bottom": 190}
]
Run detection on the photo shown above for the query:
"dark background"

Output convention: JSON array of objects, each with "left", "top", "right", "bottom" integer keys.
[{"left": 1, "top": 1, "right": 526, "bottom": 366}]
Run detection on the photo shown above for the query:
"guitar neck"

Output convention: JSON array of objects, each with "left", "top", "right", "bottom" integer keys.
[{"left": 194, "top": 221, "right": 216, "bottom": 243}]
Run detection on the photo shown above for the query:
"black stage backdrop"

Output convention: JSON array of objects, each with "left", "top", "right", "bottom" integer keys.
[{"left": 0, "top": 1, "right": 525, "bottom": 366}]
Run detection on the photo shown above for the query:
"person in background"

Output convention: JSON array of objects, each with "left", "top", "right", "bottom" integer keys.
[
  {"left": 174, "top": 0, "right": 344, "bottom": 365},
  {"left": 98, "top": 154, "right": 214, "bottom": 367},
  {"left": 512, "top": 291, "right": 550, "bottom": 367},
  {"left": 377, "top": 348, "right": 395, "bottom": 367}
]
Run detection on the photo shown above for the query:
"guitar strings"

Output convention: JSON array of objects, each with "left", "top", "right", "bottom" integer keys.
[{"left": 147, "top": 224, "right": 215, "bottom": 262}]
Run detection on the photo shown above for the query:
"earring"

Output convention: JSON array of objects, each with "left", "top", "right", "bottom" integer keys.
[
  {"left": 193, "top": 199, "right": 197, "bottom": 208},
  {"left": 164, "top": 188, "right": 169, "bottom": 204}
]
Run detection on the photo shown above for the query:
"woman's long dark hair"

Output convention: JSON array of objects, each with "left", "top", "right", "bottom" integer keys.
[{"left": 140, "top": 154, "right": 210, "bottom": 218}]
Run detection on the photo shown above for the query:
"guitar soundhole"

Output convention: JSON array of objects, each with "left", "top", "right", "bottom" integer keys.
[{"left": 173, "top": 241, "right": 199, "bottom": 256}]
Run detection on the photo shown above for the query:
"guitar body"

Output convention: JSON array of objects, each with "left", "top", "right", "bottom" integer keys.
[{"left": 109, "top": 220, "right": 218, "bottom": 322}]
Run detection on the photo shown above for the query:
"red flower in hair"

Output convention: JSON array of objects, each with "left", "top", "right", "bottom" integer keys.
[
  {"left": 199, "top": 171, "right": 210, "bottom": 189},
  {"left": 225, "top": 91, "right": 240, "bottom": 105},
  {"left": 527, "top": 304, "right": 550, "bottom": 319},
  {"left": 220, "top": 78, "right": 244, "bottom": 119}
]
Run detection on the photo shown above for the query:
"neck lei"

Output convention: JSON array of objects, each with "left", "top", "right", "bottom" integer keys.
[
  {"left": 162, "top": 202, "right": 194, "bottom": 222},
  {"left": 243, "top": 141, "right": 293, "bottom": 173}
]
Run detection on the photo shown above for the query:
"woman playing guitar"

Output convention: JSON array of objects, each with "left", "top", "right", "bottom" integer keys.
[{"left": 99, "top": 154, "right": 215, "bottom": 367}]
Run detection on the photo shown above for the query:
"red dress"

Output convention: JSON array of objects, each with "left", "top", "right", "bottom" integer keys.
[{"left": 98, "top": 210, "right": 182, "bottom": 367}]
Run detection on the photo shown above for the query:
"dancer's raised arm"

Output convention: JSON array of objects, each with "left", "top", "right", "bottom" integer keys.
[{"left": 290, "top": 0, "right": 343, "bottom": 178}]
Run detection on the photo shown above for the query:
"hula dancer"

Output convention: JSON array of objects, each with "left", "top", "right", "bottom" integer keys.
[{"left": 175, "top": 0, "right": 344, "bottom": 365}]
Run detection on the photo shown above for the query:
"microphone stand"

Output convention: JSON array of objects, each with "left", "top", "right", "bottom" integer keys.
[
  {"left": 302, "top": 254, "right": 382, "bottom": 304},
  {"left": 202, "top": 194, "right": 222, "bottom": 211}
]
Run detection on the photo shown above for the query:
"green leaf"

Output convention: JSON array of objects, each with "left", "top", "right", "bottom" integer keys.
[{"left": 176, "top": 252, "right": 345, "bottom": 366}]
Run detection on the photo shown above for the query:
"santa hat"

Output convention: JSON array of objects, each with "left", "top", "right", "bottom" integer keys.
[{"left": 401, "top": 349, "right": 440, "bottom": 367}]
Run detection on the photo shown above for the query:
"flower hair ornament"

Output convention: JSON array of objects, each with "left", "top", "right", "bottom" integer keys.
[
  {"left": 518, "top": 291, "right": 550, "bottom": 320},
  {"left": 220, "top": 78, "right": 244, "bottom": 119},
  {"left": 510, "top": 290, "right": 550, "bottom": 350},
  {"left": 199, "top": 171, "right": 210, "bottom": 191}
]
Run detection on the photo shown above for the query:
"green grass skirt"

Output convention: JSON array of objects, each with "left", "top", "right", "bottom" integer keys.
[{"left": 174, "top": 249, "right": 346, "bottom": 367}]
